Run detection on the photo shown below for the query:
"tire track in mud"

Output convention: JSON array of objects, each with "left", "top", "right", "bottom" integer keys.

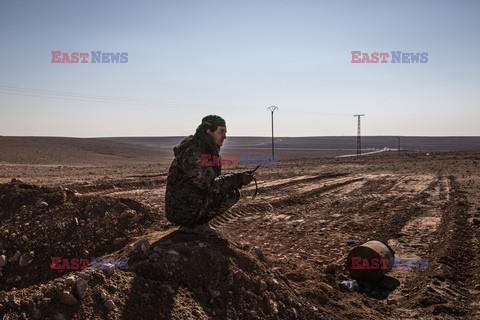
[
  {"left": 319, "top": 174, "right": 440, "bottom": 240},
  {"left": 210, "top": 174, "right": 365, "bottom": 229},
  {"left": 255, "top": 173, "right": 349, "bottom": 194},
  {"left": 294, "top": 174, "right": 441, "bottom": 271},
  {"left": 69, "top": 177, "right": 168, "bottom": 211},
  {"left": 400, "top": 176, "right": 479, "bottom": 318},
  {"left": 211, "top": 174, "right": 382, "bottom": 277},
  {"left": 374, "top": 176, "right": 449, "bottom": 316}
]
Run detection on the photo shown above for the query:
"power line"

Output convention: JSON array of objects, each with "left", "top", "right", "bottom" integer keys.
[
  {"left": 267, "top": 106, "right": 278, "bottom": 157},
  {"left": 0, "top": 85, "right": 354, "bottom": 117},
  {"left": 0, "top": 85, "right": 224, "bottom": 109},
  {"left": 276, "top": 108, "right": 351, "bottom": 116},
  {"left": 353, "top": 114, "right": 365, "bottom": 156}
]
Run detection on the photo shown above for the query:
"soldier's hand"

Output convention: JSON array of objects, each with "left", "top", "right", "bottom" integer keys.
[{"left": 241, "top": 173, "right": 254, "bottom": 186}]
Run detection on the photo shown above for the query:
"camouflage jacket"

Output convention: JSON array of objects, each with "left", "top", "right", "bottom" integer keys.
[{"left": 165, "top": 131, "right": 243, "bottom": 225}]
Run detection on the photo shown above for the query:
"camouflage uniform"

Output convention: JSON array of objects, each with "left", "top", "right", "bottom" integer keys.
[{"left": 165, "top": 130, "right": 243, "bottom": 226}]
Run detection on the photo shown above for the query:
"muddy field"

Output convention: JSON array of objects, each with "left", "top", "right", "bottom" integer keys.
[{"left": 1, "top": 139, "right": 480, "bottom": 319}]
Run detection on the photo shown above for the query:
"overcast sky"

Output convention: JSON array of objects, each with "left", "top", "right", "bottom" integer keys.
[{"left": 1, "top": 0, "right": 479, "bottom": 137}]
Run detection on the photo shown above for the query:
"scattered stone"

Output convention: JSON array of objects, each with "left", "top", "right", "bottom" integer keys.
[
  {"left": 102, "top": 263, "right": 115, "bottom": 277},
  {"left": 59, "top": 291, "right": 77, "bottom": 305},
  {"left": 325, "top": 263, "right": 336, "bottom": 274},
  {"left": 104, "top": 299, "right": 116, "bottom": 310},
  {"left": 19, "top": 251, "right": 35, "bottom": 267},
  {"left": 209, "top": 289, "right": 220, "bottom": 299},
  {"left": 473, "top": 218, "right": 480, "bottom": 226},
  {"left": 78, "top": 269, "right": 90, "bottom": 280},
  {"left": 253, "top": 247, "right": 265, "bottom": 261},
  {"left": 133, "top": 239, "right": 150, "bottom": 252},
  {"left": 53, "top": 312, "right": 67, "bottom": 320},
  {"left": 387, "top": 297, "right": 399, "bottom": 305},
  {"left": 9, "top": 251, "right": 21, "bottom": 263},
  {"left": 161, "top": 285, "right": 175, "bottom": 295},
  {"left": 65, "top": 276, "right": 76, "bottom": 286},
  {"left": 149, "top": 253, "right": 160, "bottom": 260},
  {"left": 289, "top": 307, "right": 298, "bottom": 318},
  {"left": 340, "top": 280, "right": 359, "bottom": 291},
  {"left": 260, "top": 280, "right": 267, "bottom": 291},
  {"left": 167, "top": 250, "right": 179, "bottom": 255},
  {"left": 38, "top": 201, "right": 48, "bottom": 208},
  {"left": 32, "top": 308, "right": 41, "bottom": 319},
  {"left": 268, "top": 299, "right": 279, "bottom": 314},
  {"left": 100, "top": 292, "right": 108, "bottom": 301},
  {"left": 269, "top": 278, "right": 279, "bottom": 289},
  {"left": 21, "top": 235, "right": 29, "bottom": 242},
  {"left": 11, "top": 178, "right": 24, "bottom": 183},
  {"left": 33, "top": 293, "right": 43, "bottom": 301},
  {"left": 120, "top": 209, "right": 136, "bottom": 218},
  {"left": 0, "top": 255, "right": 7, "bottom": 267},
  {"left": 241, "top": 242, "right": 250, "bottom": 250},
  {"left": 76, "top": 278, "right": 88, "bottom": 299}
]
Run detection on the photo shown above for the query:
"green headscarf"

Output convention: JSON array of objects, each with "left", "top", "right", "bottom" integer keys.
[{"left": 195, "top": 115, "right": 226, "bottom": 136}]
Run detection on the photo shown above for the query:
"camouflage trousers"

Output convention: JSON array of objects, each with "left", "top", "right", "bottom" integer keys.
[
  {"left": 198, "top": 188, "right": 241, "bottom": 224},
  {"left": 167, "top": 188, "right": 241, "bottom": 226}
]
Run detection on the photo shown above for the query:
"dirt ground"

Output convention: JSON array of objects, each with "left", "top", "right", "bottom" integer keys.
[{"left": 1, "top": 142, "right": 480, "bottom": 319}]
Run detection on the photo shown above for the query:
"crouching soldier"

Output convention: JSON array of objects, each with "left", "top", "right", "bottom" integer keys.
[{"left": 165, "top": 115, "right": 254, "bottom": 235}]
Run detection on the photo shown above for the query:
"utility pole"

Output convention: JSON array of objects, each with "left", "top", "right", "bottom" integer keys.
[
  {"left": 353, "top": 114, "right": 365, "bottom": 156},
  {"left": 267, "top": 106, "right": 278, "bottom": 158}
]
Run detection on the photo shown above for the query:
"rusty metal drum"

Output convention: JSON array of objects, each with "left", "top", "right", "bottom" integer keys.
[{"left": 346, "top": 240, "right": 395, "bottom": 282}]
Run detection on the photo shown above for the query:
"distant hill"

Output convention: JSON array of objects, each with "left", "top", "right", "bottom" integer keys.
[
  {"left": 1, "top": 136, "right": 479, "bottom": 165},
  {"left": 0, "top": 137, "right": 169, "bottom": 165},
  {"left": 104, "top": 136, "right": 480, "bottom": 156}
]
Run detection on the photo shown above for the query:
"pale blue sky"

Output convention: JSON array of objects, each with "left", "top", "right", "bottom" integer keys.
[{"left": 1, "top": 0, "right": 479, "bottom": 137}]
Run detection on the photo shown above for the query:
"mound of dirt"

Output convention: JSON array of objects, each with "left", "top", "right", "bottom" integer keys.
[
  {"left": 0, "top": 232, "right": 327, "bottom": 320},
  {"left": 0, "top": 180, "right": 168, "bottom": 292}
]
